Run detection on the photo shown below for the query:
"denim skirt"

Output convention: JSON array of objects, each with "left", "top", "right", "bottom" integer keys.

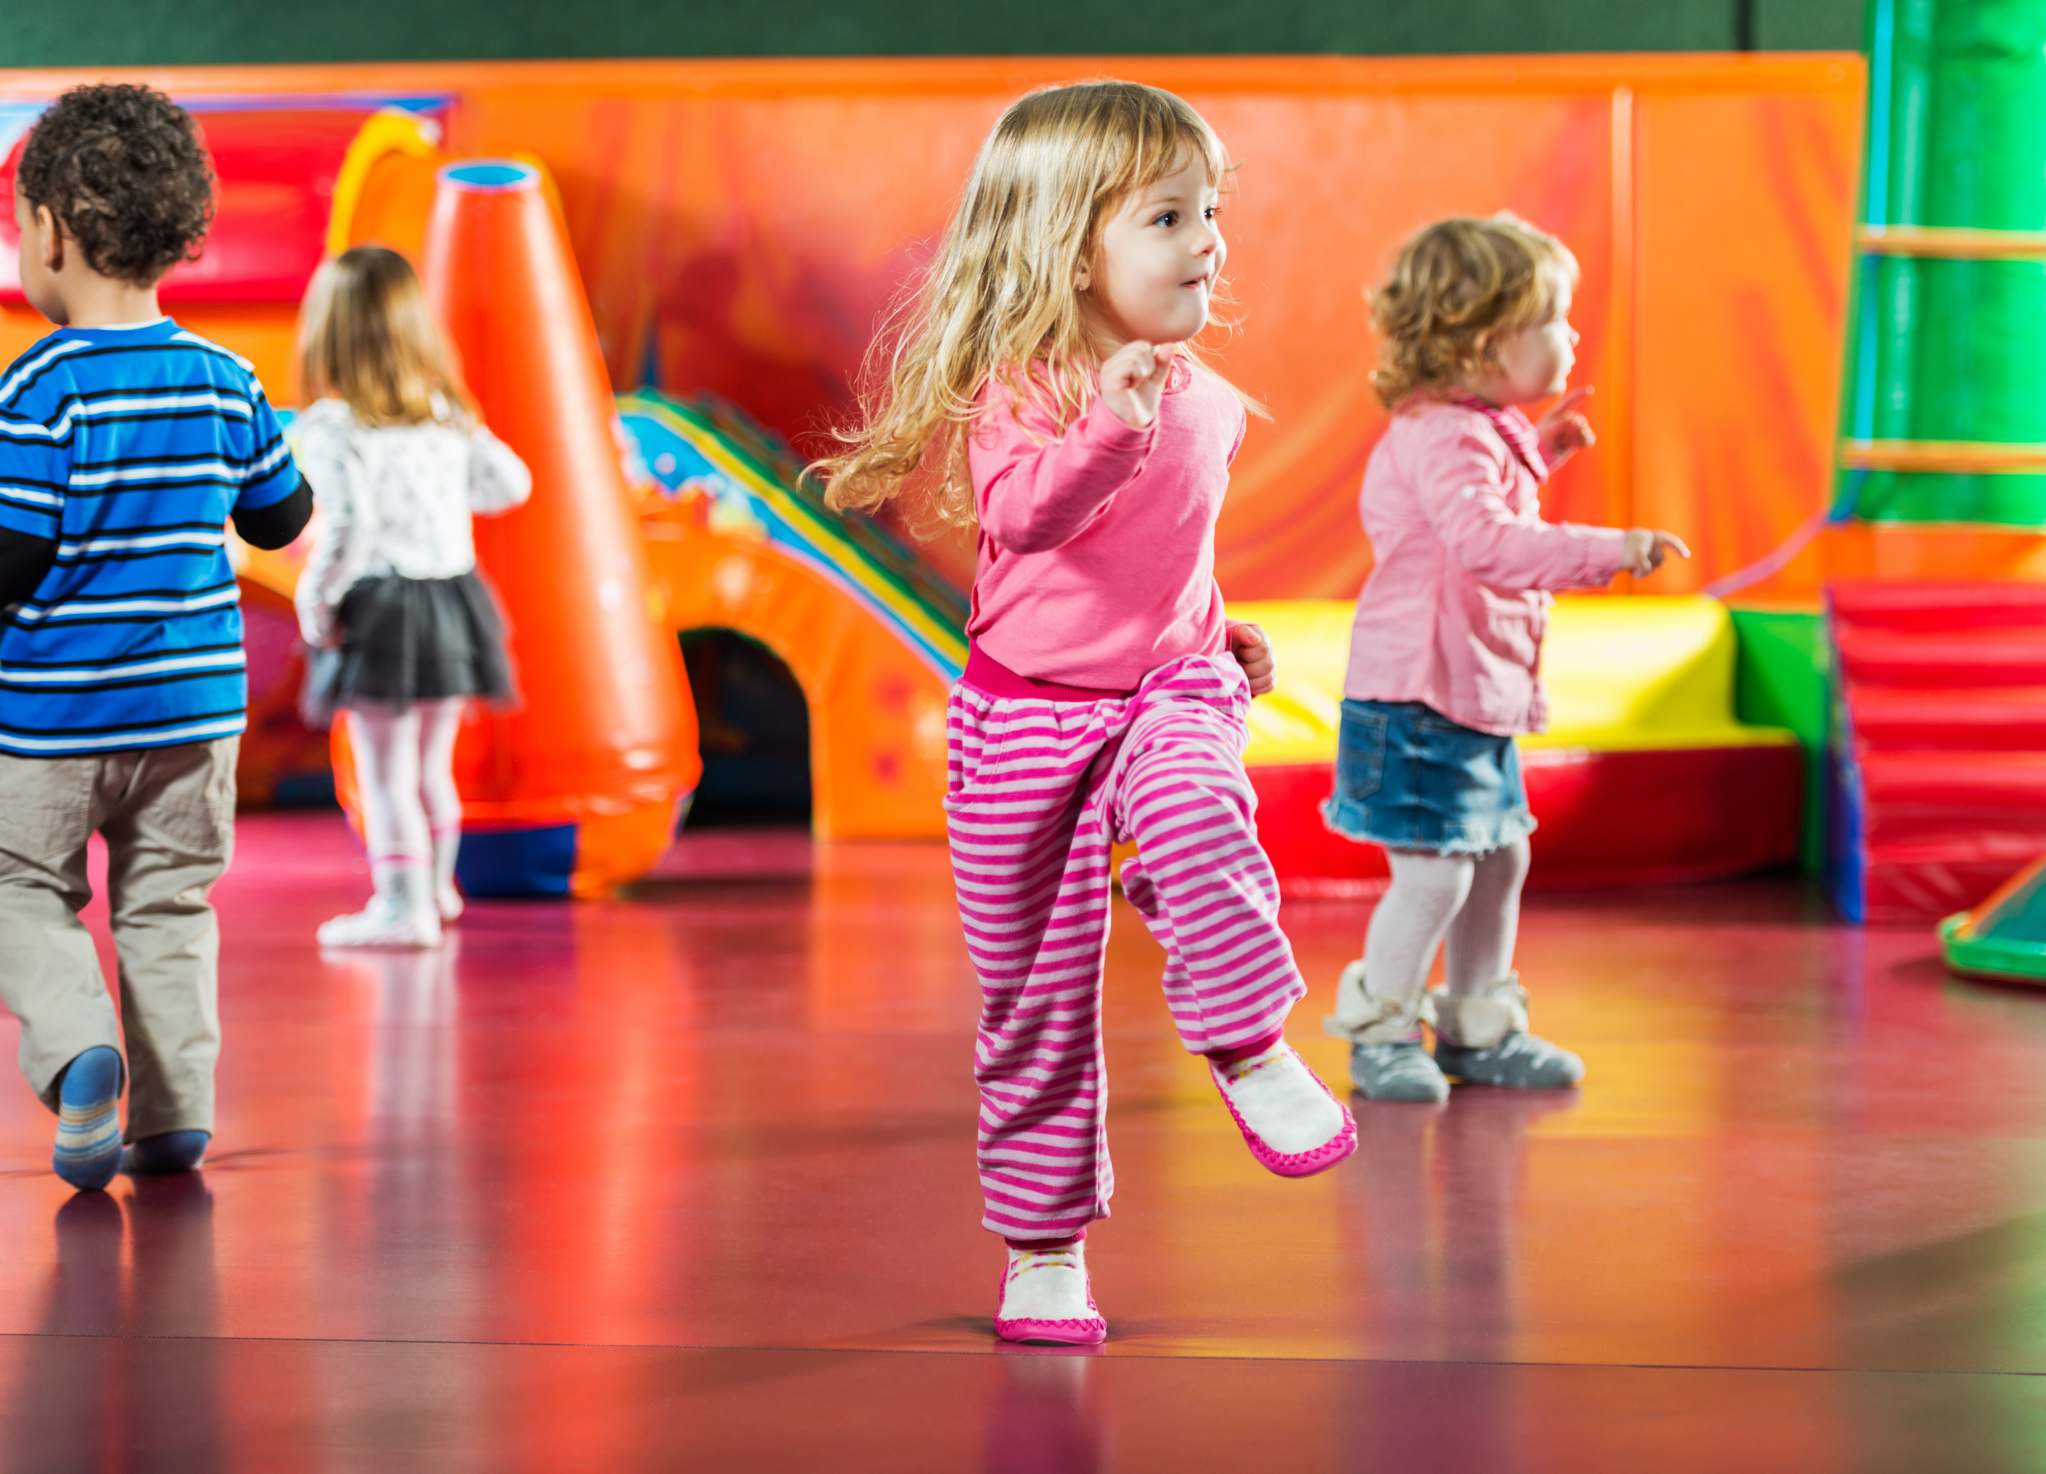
[{"left": 1320, "top": 699, "right": 1536, "bottom": 855}]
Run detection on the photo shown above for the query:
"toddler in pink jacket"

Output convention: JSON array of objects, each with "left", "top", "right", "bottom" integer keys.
[{"left": 1323, "top": 214, "right": 1688, "bottom": 1103}]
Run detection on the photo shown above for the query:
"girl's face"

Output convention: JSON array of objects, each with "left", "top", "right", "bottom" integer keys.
[
  {"left": 1078, "top": 153, "right": 1225, "bottom": 351},
  {"left": 1481, "top": 278, "right": 1578, "bottom": 405}
]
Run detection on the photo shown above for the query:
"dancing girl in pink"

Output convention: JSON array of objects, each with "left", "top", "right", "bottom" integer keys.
[{"left": 820, "top": 80, "right": 1356, "bottom": 1346}]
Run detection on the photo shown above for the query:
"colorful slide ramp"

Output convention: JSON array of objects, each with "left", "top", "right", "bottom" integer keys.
[
  {"left": 618, "top": 390, "right": 965, "bottom": 841},
  {"left": 240, "top": 382, "right": 970, "bottom": 851}
]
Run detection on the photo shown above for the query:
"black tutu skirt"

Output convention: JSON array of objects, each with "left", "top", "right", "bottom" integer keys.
[{"left": 302, "top": 572, "right": 516, "bottom": 727}]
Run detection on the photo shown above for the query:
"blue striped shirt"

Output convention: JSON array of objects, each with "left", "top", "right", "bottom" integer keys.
[{"left": 0, "top": 320, "right": 299, "bottom": 756}]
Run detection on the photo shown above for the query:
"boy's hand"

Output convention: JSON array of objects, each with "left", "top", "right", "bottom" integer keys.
[
  {"left": 1100, "top": 340, "right": 1174, "bottom": 431},
  {"left": 1623, "top": 528, "right": 1691, "bottom": 577},
  {"left": 1537, "top": 386, "right": 1595, "bottom": 469},
  {"left": 1228, "top": 620, "right": 1276, "bottom": 696}
]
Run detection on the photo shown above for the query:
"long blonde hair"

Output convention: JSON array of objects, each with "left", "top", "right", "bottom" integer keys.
[
  {"left": 297, "top": 245, "right": 475, "bottom": 426},
  {"left": 1369, "top": 213, "right": 1578, "bottom": 409},
  {"left": 817, "top": 80, "right": 1236, "bottom": 532}
]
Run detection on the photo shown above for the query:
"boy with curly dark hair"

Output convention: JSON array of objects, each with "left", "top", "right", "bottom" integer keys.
[{"left": 0, "top": 83, "right": 311, "bottom": 1190}]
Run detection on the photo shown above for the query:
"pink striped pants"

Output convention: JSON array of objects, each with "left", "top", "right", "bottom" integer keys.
[{"left": 946, "top": 653, "right": 1307, "bottom": 1240}]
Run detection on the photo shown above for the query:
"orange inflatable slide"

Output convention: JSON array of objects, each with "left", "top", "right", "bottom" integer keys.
[{"left": 330, "top": 126, "right": 959, "bottom": 849}]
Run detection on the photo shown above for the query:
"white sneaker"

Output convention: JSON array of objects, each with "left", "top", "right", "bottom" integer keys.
[
  {"left": 436, "top": 886, "right": 464, "bottom": 923},
  {"left": 318, "top": 895, "right": 442, "bottom": 950},
  {"left": 994, "top": 1242, "right": 1106, "bottom": 1345}
]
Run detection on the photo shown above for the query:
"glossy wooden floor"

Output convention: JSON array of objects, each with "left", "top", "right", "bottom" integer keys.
[{"left": 6, "top": 813, "right": 2046, "bottom": 1470}]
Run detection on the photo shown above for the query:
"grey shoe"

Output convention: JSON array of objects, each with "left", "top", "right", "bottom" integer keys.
[
  {"left": 1433, "top": 1031, "right": 1584, "bottom": 1089},
  {"left": 1349, "top": 1040, "right": 1451, "bottom": 1103},
  {"left": 1324, "top": 962, "right": 1448, "bottom": 1103},
  {"left": 1429, "top": 975, "right": 1584, "bottom": 1090}
]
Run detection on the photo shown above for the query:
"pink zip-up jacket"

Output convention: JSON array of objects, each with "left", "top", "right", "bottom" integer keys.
[
  {"left": 1343, "top": 400, "right": 1628, "bottom": 736},
  {"left": 965, "top": 359, "right": 1245, "bottom": 691}
]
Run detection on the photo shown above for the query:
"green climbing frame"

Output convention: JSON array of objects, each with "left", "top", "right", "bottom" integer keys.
[{"left": 1843, "top": 0, "right": 2046, "bottom": 526}]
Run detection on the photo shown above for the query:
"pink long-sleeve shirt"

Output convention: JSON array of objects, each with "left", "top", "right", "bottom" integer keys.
[
  {"left": 1343, "top": 400, "right": 1628, "bottom": 736},
  {"left": 965, "top": 359, "right": 1245, "bottom": 691}
]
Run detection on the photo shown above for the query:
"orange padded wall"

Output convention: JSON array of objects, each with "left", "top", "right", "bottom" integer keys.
[
  {"left": 0, "top": 56, "right": 1873, "bottom": 600},
  {"left": 417, "top": 55, "right": 1868, "bottom": 602}
]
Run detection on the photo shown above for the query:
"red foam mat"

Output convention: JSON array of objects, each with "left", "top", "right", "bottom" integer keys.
[
  {"left": 1830, "top": 581, "right": 2046, "bottom": 630},
  {"left": 1832, "top": 581, "right": 2046, "bottom": 924},
  {"left": 1865, "top": 845, "right": 2046, "bottom": 924},
  {"left": 1836, "top": 629, "right": 2046, "bottom": 689},
  {"left": 1250, "top": 744, "right": 1803, "bottom": 897},
  {"left": 1848, "top": 688, "right": 2046, "bottom": 751}
]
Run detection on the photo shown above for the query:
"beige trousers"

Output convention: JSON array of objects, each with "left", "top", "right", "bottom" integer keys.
[{"left": 0, "top": 738, "right": 237, "bottom": 1140}]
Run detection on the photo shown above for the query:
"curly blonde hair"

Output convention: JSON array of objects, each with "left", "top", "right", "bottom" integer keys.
[
  {"left": 814, "top": 80, "right": 1238, "bottom": 533},
  {"left": 1369, "top": 213, "right": 1578, "bottom": 410}
]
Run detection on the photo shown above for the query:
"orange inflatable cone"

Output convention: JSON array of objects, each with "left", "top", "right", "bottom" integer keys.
[{"left": 420, "top": 158, "right": 698, "bottom": 896}]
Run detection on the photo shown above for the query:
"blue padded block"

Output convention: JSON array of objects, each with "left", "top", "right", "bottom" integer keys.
[{"left": 454, "top": 824, "right": 577, "bottom": 899}]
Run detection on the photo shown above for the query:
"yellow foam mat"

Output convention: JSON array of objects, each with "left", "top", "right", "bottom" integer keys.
[{"left": 1232, "top": 595, "right": 1796, "bottom": 768}]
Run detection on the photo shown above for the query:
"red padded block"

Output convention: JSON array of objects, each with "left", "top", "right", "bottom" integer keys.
[
  {"left": 1250, "top": 744, "right": 1803, "bottom": 896},
  {"left": 1857, "top": 749, "right": 2046, "bottom": 921},
  {"left": 1836, "top": 628, "right": 2046, "bottom": 689},
  {"left": 1865, "top": 843, "right": 2046, "bottom": 924},
  {"left": 1849, "top": 688, "right": 2046, "bottom": 751},
  {"left": 1248, "top": 765, "right": 1390, "bottom": 897},
  {"left": 1830, "top": 581, "right": 2046, "bottom": 631},
  {"left": 1830, "top": 580, "right": 2046, "bottom": 923},
  {"left": 0, "top": 109, "right": 373, "bottom": 306},
  {"left": 1855, "top": 751, "right": 2046, "bottom": 917},
  {"left": 1860, "top": 752, "right": 2046, "bottom": 843}
]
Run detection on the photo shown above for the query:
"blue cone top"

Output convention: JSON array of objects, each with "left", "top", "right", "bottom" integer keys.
[{"left": 439, "top": 160, "right": 541, "bottom": 193}]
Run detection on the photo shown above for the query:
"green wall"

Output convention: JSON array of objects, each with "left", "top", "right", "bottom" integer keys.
[
  {"left": 1837, "top": 0, "right": 2046, "bottom": 527},
  {"left": 1, "top": 0, "right": 1863, "bottom": 66},
  {"left": 1730, "top": 609, "right": 1830, "bottom": 874}
]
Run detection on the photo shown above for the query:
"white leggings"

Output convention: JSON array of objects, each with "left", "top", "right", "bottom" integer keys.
[
  {"left": 345, "top": 699, "right": 466, "bottom": 867},
  {"left": 1363, "top": 837, "right": 1530, "bottom": 999}
]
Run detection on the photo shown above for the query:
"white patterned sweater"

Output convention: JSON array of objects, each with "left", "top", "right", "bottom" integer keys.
[{"left": 292, "top": 397, "right": 532, "bottom": 647}]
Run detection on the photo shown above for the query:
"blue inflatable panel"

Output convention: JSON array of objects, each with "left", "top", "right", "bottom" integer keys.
[{"left": 455, "top": 824, "right": 578, "bottom": 899}]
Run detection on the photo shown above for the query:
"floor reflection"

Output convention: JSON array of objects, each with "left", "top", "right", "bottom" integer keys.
[
  {"left": 0, "top": 815, "right": 2038, "bottom": 1463},
  {"left": 981, "top": 1351, "right": 1103, "bottom": 1474},
  {"left": 7, "top": 1178, "right": 222, "bottom": 1471},
  {"left": 1341, "top": 1086, "right": 1578, "bottom": 1466},
  {"left": 1344, "top": 1086, "right": 1577, "bottom": 1355}
]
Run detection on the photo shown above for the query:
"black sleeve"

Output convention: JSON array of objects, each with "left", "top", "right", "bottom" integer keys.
[
  {"left": 232, "top": 476, "right": 315, "bottom": 551},
  {"left": 0, "top": 524, "right": 57, "bottom": 610}
]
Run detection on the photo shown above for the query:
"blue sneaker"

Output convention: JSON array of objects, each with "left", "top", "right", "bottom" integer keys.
[
  {"left": 52, "top": 1047, "right": 123, "bottom": 1191},
  {"left": 121, "top": 1130, "right": 210, "bottom": 1176}
]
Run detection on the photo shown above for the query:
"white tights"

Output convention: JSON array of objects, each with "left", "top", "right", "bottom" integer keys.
[
  {"left": 346, "top": 699, "right": 466, "bottom": 875},
  {"left": 1362, "top": 837, "right": 1530, "bottom": 999}
]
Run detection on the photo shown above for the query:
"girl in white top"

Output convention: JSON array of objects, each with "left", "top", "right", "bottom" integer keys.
[{"left": 293, "top": 246, "right": 531, "bottom": 949}]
